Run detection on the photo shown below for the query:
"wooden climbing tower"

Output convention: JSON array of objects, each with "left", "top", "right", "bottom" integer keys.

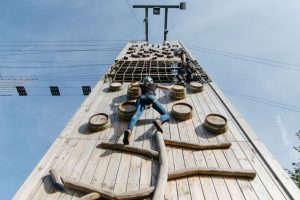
[{"left": 14, "top": 41, "right": 300, "bottom": 200}]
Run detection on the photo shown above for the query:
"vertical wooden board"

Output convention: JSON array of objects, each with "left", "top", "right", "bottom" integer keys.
[
  {"left": 90, "top": 148, "right": 113, "bottom": 188},
  {"left": 203, "top": 150, "right": 233, "bottom": 200},
  {"left": 60, "top": 82, "right": 107, "bottom": 139},
  {"left": 69, "top": 139, "right": 97, "bottom": 181},
  {"left": 230, "top": 142, "right": 272, "bottom": 200},
  {"left": 79, "top": 143, "right": 104, "bottom": 185},
  {"left": 63, "top": 139, "right": 98, "bottom": 200},
  {"left": 108, "top": 88, "right": 128, "bottom": 143},
  {"left": 172, "top": 148, "right": 191, "bottom": 200},
  {"left": 33, "top": 139, "right": 79, "bottom": 200},
  {"left": 165, "top": 147, "right": 178, "bottom": 200},
  {"left": 200, "top": 90, "right": 227, "bottom": 142},
  {"left": 180, "top": 95, "right": 205, "bottom": 200},
  {"left": 186, "top": 91, "right": 220, "bottom": 200},
  {"left": 57, "top": 139, "right": 90, "bottom": 200},
  {"left": 182, "top": 150, "right": 205, "bottom": 200},
  {"left": 80, "top": 87, "right": 114, "bottom": 140},
  {"left": 239, "top": 142, "right": 287, "bottom": 200},
  {"left": 193, "top": 91, "right": 217, "bottom": 142},
  {"left": 126, "top": 91, "right": 147, "bottom": 192},
  {"left": 214, "top": 149, "right": 255, "bottom": 200},
  {"left": 165, "top": 90, "right": 191, "bottom": 199},
  {"left": 96, "top": 89, "right": 126, "bottom": 191},
  {"left": 102, "top": 151, "right": 122, "bottom": 191},
  {"left": 203, "top": 88, "right": 237, "bottom": 142},
  {"left": 14, "top": 137, "right": 66, "bottom": 200},
  {"left": 113, "top": 153, "right": 132, "bottom": 193},
  {"left": 187, "top": 92, "right": 209, "bottom": 142},
  {"left": 205, "top": 85, "right": 247, "bottom": 142}
]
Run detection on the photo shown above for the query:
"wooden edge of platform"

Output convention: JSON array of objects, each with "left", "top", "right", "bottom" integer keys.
[
  {"left": 49, "top": 169, "right": 63, "bottom": 186},
  {"left": 152, "top": 131, "right": 168, "bottom": 200},
  {"left": 79, "top": 192, "right": 101, "bottom": 200},
  {"left": 61, "top": 177, "right": 154, "bottom": 200},
  {"left": 98, "top": 142, "right": 159, "bottom": 159},
  {"left": 168, "top": 167, "right": 256, "bottom": 180},
  {"left": 163, "top": 138, "right": 231, "bottom": 150}
]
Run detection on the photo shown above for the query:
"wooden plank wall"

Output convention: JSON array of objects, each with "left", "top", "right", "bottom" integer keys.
[{"left": 14, "top": 80, "right": 300, "bottom": 200}]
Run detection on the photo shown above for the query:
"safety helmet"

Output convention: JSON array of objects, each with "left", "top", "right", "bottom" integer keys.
[{"left": 142, "top": 76, "right": 153, "bottom": 85}]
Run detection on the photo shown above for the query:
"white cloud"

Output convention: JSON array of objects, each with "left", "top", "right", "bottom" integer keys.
[{"left": 276, "top": 114, "right": 290, "bottom": 146}]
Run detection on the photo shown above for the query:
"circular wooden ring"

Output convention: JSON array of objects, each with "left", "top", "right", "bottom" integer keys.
[
  {"left": 205, "top": 114, "right": 227, "bottom": 128},
  {"left": 109, "top": 82, "right": 122, "bottom": 92},
  {"left": 118, "top": 102, "right": 137, "bottom": 121},
  {"left": 189, "top": 81, "right": 203, "bottom": 93},
  {"left": 88, "top": 113, "right": 110, "bottom": 132},
  {"left": 171, "top": 84, "right": 185, "bottom": 92},
  {"left": 171, "top": 102, "right": 193, "bottom": 121}
]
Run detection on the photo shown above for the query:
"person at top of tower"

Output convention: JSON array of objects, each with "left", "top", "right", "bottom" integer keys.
[
  {"left": 173, "top": 48, "right": 196, "bottom": 84},
  {"left": 123, "top": 76, "right": 173, "bottom": 145}
]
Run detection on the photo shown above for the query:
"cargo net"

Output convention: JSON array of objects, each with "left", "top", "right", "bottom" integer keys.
[{"left": 105, "top": 60, "right": 210, "bottom": 84}]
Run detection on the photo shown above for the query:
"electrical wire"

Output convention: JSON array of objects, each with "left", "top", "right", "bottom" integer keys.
[
  {"left": 188, "top": 45, "right": 300, "bottom": 72},
  {"left": 0, "top": 63, "right": 110, "bottom": 69},
  {"left": 223, "top": 90, "right": 300, "bottom": 112},
  {"left": 187, "top": 44, "right": 300, "bottom": 68}
]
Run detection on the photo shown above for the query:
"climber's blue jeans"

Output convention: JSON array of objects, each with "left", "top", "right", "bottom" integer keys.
[{"left": 127, "top": 95, "right": 169, "bottom": 130}]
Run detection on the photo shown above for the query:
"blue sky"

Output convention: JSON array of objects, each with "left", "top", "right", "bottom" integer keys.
[{"left": 0, "top": 0, "right": 300, "bottom": 199}]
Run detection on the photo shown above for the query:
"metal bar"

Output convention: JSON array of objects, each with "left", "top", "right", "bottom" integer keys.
[
  {"left": 133, "top": 5, "right": 180, "bottom": 9},
  {"left": 164, "top": 8, "right": 168, "bottom": 42},
  {"left": 145, "top": 8, "right": 149, "bottom": 43}
]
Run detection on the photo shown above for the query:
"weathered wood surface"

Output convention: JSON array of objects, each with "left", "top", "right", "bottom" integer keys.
[
  {"left": 98, "top": 142, "right": 158, "bottom": 159},
  {"left": 79, "top": 192, "right": 100, "bottom": 200},
  {"left": 62, "top": 177, "right": 154, "bottom": 200},
  {"left": 14, "top": 41, "right": 300, "bottom": 200},
  {"left": 152, "top": 131, "right": 168, "bottom": 200},
  {"left": 164, "top": 138, "right": 231, "bottom": 150},
  {"left": 168, "top": 167, "right": 256, "bottom": 180}
]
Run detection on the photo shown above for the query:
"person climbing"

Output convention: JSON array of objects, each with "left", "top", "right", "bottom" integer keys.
[
  {"left": 173, "top": 48, "right": 196, "bottom": 84},
  {"left": 123, "top": 76, "right": 172, "bottom": 145}
]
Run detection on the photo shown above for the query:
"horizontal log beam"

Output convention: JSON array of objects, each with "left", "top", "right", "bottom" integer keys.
[
  {"left": 164, "top": 139, "right": 231, "bottom": 150},
  {"left": 168, "top": 167, "right": 256, "bottom": 180},
  {"left": 61, "top": 177, "right": 155, "bottom": 200},
  {"left": 80, "top": 192, "right": 101, "bottom": 200},
  {"left": 98, "top": 142, "right": 158, "bottom": 159}
]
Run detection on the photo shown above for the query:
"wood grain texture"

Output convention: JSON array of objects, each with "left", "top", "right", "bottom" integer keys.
[
  {"left": 98, "top": 142, "right": 158, "bottom": 159},
  {"left": 61, "top": 177, "right": 154, "bottom": 200},
  {"left": 164, "top": 138, "right": 231, "bottom": 150},
  {"left": 168, "top": 167, "right": 256, "bottom": 180},
  {"left": 152, "top": 131, "right": 168, "bottom": 200}
]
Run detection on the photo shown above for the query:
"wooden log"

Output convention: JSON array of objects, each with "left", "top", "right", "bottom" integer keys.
[
  {"left": 98, "top": 142, "right": 158, "bottom": 159},
  {"left": 163, "top": 139, "right": 231, "bottom": 150},
  {"left": 152, "top": 131, "right": 168, "bottom": 200},
  {"left": 168, "top": 167, "right": 256, "bottom": 180},
  {"left": 49, "top": 169, "right": 64, "bottom": 191},
  {"left": 79, "top": 192, "right": 101, "bottom": 200},
  {"left": 49, "top": 169, "right": 63, "bottom": 186},
  {"left": 61, "top": 177, "right": 154, "bottom": 200}
]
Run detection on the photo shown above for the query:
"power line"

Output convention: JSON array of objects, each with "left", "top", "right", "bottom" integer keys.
[
  {"left": 187, "top": 44, "right": 300, "bottom": 68},
  {"left": 0, "top": 63, "right": 110, "bottom": 69},
  {"left": 0, "top": 39, "right": 134, "bottom": 43},
  {"left": 0, "top": 49, "right": 121, "bottom": 57},
  {"left": 188, "top": 45, "right": 300, "bottom": 72},
  {"left": 223, "top": 89, "right": 300, "bottom": 112}
]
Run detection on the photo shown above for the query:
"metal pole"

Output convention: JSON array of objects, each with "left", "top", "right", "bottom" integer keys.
[
  {"left": 164, "top": 8, "right": 168, "bottom": 42},
  {"left": 145, "top": 8, "right": 149, "bottom": 43}
]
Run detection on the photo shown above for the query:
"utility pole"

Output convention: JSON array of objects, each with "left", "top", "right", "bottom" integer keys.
[{"left": 133, "top": 2, "right": 186, "bottom": 43}]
